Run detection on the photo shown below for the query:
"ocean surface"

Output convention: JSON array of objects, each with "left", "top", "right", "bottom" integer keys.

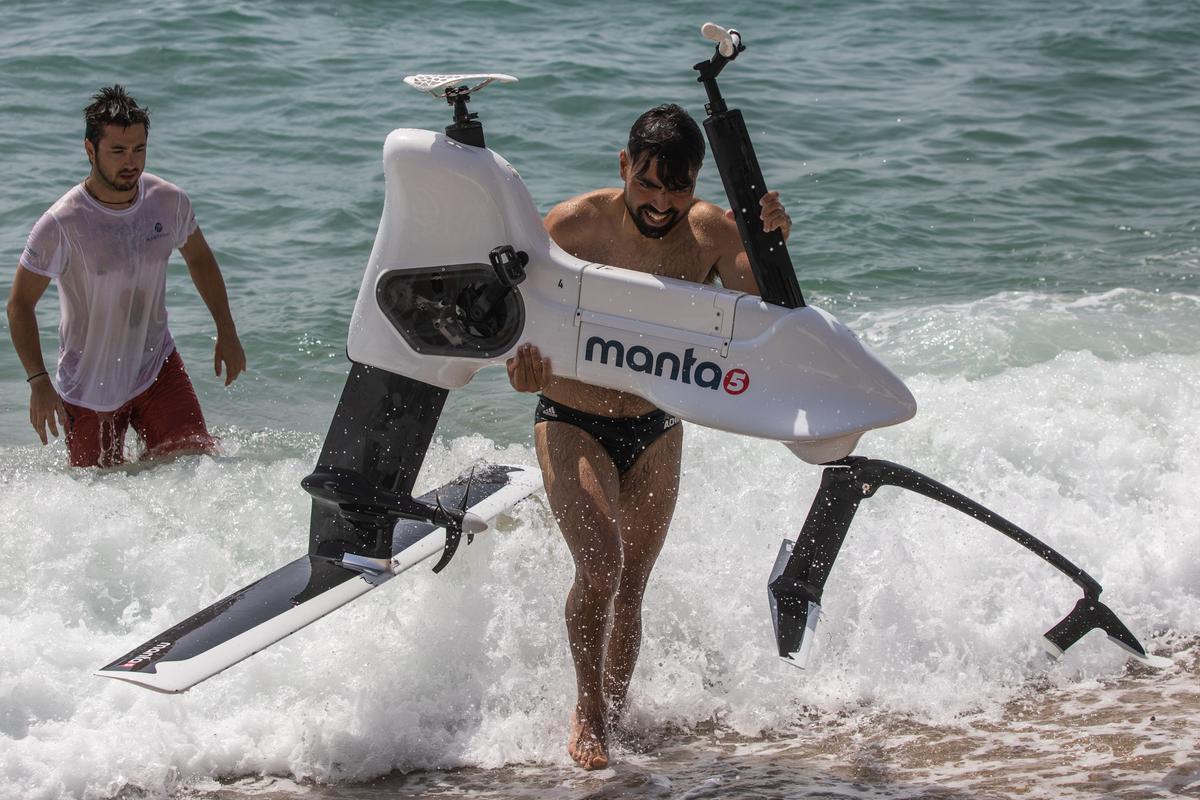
[{"left": 1, "top": 1, "right": 1198, "bottom": 798}]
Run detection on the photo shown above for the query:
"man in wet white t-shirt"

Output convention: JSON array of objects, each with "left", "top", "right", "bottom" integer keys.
[{"left": 6, "top": 85, "right": 246, "bottom": 467}]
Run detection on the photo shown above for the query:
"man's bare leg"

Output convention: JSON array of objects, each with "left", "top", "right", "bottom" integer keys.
[
  {"left": 535, "top": 421, "right": 622, "bottom": 770},
  {"left": 603, "top": 425, "right": 682, "bottom": 724}
]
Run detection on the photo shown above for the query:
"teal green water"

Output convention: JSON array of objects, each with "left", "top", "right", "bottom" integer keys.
[
  {"left": 2, "top": 4, "right": 1200, "bottom": 799},
  {"left": 2, "top": 0, "right": 1197, "bottom": 446}
]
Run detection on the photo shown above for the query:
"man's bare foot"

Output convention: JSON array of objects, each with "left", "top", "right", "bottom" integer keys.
[{"left": 567, "top": 710, "right": 609, "bottom": 770}]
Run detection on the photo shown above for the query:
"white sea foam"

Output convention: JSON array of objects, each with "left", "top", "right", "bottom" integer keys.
[
  {"left": 850, "top": 287, "right": 1200, "bottom": 380},
  {"left": 1, "top": 336, "right": 1196, "bottom": 797}
]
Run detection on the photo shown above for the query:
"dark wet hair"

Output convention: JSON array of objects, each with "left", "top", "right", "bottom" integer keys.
[
  {"left": 84, "top": 85, "right": 150, "bottom": 146},
  {"left": 626, "top": 104, "right": 705, "bottom": 191}
]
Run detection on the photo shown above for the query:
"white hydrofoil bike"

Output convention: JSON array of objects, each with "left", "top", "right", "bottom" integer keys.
[{"left": 97, "top": 24, "right": 1166, "bottom": 693}]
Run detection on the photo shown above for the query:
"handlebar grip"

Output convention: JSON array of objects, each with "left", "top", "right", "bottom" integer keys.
[{"left": 701, "top": 22, "right": 741, "bottom": 58}]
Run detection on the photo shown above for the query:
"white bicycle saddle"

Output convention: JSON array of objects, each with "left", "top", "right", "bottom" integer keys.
[{"left": 403, "top": 73, "right": 518, "bottom": 98}]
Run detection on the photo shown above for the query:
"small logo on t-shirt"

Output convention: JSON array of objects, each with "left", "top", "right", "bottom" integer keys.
[{"left": 145, "top": 221, "right": 169, "bottom": 242}]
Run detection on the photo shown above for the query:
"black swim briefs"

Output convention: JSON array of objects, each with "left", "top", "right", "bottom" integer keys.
[{"left": 534, "top": 395, "right": 679, "bottom": 475}]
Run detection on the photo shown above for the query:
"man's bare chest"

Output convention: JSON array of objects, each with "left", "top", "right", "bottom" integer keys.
[{"left": 582, "top": 236, "right": 713, "bottom": 284}]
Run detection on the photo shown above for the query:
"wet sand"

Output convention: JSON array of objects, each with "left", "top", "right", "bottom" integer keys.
[{"left": 186, "top": 640, "right": 1198, "bottom": 800}]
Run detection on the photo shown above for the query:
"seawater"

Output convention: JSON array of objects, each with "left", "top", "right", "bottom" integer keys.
[{"left": 1, "top": 2, "right": 1197, "bottom": 798}]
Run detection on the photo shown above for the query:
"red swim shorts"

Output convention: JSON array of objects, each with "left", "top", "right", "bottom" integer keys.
[{"left": 63, "top": 350, "right": 218, "bottom": 468}]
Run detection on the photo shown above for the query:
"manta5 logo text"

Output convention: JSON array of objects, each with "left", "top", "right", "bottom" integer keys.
[{"left": 584, "top": 336, "right": 749, "bottom": 395}]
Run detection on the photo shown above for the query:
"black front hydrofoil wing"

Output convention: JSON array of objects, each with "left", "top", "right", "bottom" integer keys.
[{"left": 767, "top": 457, "right": 1171, "bottom": 668}]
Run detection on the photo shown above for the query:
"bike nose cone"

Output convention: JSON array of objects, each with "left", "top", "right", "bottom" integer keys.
[{"left": 461, "top": 512, "right": 488, "bottom": 535}]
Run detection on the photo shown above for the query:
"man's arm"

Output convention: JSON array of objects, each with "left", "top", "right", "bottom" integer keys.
[
  {"left": 7, "top": 265, "right": 67, "bottom": 443},
  {"left": 503, "top": 198, "right": 600, "bottom": 394},
  {"left": 503, "top": 201, "right": 589, "bottom": 393},
  {"left": 543, "top": 195, "right": 603, "bottom": 259},
  {"left": 712, "top": 191, "right": 792, "bottom": 295},
  {"left": 178, "top": 227, "right": 246, "bottom": 386}
]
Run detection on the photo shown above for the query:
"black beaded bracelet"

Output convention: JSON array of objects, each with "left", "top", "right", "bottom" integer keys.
[{"left": 26, "top": 371, "right": 48, "bottom": 383}]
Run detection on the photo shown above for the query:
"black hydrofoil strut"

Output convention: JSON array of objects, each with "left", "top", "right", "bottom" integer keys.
[
  {"left": 300, "top": 363, "right": 477, "bottom": 574},
  {"left": 768, "top": 456, "right": 1153, "bottom": 666}
]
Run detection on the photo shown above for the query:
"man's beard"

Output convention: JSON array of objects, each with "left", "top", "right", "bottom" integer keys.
[
  {"left": 95, "top": 160, "right": 139, "bottom": 192},
  {"left": 626, "top": 199, "right": 682, "bottom": 239}
]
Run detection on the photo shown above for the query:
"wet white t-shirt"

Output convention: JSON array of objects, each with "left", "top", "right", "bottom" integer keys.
[{"left": 20, "top": 173, "right": 198, "bottom": 411}]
